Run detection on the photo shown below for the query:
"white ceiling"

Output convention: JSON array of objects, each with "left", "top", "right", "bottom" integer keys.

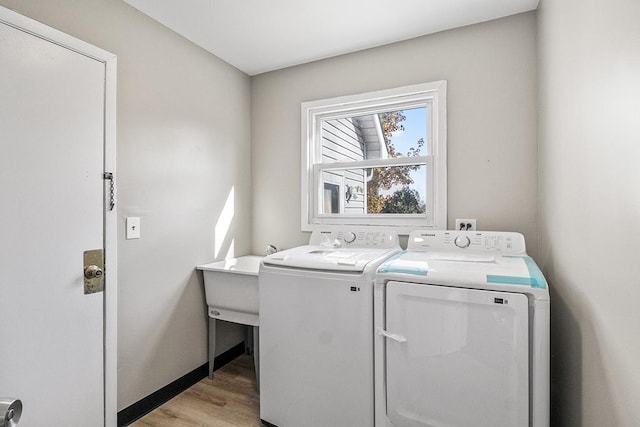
[{"left": 124, "top": 0, "right": 539, "bottom": 76}]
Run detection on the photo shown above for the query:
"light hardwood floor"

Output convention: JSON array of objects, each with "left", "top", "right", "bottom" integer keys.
[{"left": 130, "top": 355, "right": 261, "bottom": 427}]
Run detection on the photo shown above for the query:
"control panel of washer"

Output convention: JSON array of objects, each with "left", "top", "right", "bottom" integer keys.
[
  {"left": 308, "top": 228, "right": 399, "bottom": 248},
  {"left": 407, "top": 230, "right": 526, "bottom": 254}
]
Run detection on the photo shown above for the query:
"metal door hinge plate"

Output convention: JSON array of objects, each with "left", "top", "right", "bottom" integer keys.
[{"left": 84, "top": 249, "right": 104, "bottom": 294}]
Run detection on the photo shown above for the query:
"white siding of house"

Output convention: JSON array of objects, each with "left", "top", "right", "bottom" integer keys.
[{"left": 321, "top": 118, "right": 366, "bottom": 213}]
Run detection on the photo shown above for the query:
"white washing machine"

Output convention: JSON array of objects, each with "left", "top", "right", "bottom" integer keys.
[
  {"left": 259, "top": 228, "right": 401, "bottom": 427},
  {"left": 374, "top": 230, "right": 549, "bottom": 427}
]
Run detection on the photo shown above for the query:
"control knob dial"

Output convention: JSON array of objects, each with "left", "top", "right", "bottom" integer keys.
[
  {"left": 454, "top": 235, "right": 471, "bottom": 248},
  {"left": 344, "top": 231, "right": 357, "bottom": 244}
]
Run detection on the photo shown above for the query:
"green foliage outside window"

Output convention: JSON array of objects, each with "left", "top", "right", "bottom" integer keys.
[{"left": 367, "top": 111, "right": 426, "bottom": 214}]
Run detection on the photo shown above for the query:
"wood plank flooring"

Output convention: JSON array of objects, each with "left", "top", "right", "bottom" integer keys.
[{"left": 130, "top": 355, "right": 261, "bottom": 427}]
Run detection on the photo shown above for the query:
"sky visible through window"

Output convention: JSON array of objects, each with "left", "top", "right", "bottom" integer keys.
[{"left": 381, "top": 106, "right": 427, "bottom": 199}]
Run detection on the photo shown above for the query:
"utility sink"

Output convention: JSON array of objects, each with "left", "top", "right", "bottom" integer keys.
[
  {"left": 197, "top": 255, "right": 262, "bottom": 325},
  {"left": 197, "top": 255, "right": 263, "bottom": 381}
]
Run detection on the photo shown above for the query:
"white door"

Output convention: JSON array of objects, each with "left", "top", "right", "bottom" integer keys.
[
  {"left": 0, "top": 13, "right": 113, "bottom": 426},
  {"left": 384, "top": 281, "right": 529, "bottom": 427}
]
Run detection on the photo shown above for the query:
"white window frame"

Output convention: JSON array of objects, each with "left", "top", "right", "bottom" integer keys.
[{"left": 301, "top": 81, "right": 447, "bottom": 233}]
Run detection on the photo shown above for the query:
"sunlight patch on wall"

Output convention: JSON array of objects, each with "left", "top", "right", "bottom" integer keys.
[
  {"left": 215, "top": 187, "right": 234, "bottom": 258},
  {"left": 226, "top": 239, "right": 235, "bottom": 260}
]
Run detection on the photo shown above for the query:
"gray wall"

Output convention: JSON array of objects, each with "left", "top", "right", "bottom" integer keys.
[
  {"left": 537, "top": 0, "right": 640, "bottom": 425},
  {"left": 0, "top": 0, "right": 252, "bottom": 410},
  {"left": 251, "top": 12, "right": 539, "bottom": 255}
]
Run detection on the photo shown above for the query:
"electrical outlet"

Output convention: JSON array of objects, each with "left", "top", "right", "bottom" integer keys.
[{"left": 455, "top": 219, "right": 476, "bottom": 231}]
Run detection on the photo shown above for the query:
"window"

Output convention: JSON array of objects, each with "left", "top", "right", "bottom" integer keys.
[
  {"left": 323, "top": 181, "right": 341, "bottom": 214},
  {"left": 301, "top": 81, "right": 447, "bottom": 232}
]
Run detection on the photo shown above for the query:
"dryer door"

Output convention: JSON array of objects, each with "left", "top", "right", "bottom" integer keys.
[{"left": 384, "top": 281, "right": 529, "bottom": 427}]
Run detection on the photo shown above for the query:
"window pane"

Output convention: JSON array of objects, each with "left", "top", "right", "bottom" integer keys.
[
  {"left": 321, "top": 107, "right": 428, "bottom": 164},
  {"left": 323, "top": 182, "right": 340, "bottom": 214},
  {"left": 378, "top": 107, "right": 428, "bottom": 158},
  {"left": 320, "top": 165, "right": 427, "bottom": 215},
  {"left": 368, "top": 165, "right": 427, "bottom": 214}
]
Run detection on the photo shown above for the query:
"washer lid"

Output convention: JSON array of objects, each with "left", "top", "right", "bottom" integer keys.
[{"left": 263, "top": 245, "right": 397, "bottom": 272}]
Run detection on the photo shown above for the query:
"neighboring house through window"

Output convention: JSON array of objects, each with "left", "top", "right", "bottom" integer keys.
[{"left": 302, "top": 81, "right": 447, "bottom": 233}]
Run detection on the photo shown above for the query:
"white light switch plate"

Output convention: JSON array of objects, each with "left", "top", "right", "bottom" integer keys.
[{"left": 126, "top": 217, "right": 140, "bottom": 239}]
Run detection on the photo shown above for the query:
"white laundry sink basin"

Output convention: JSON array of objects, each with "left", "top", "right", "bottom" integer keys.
[
  {"left": 197, "top": 255, "right": 263, "bottom": 382},
  {"left": 197, "top": 255, "right": 262, "bottom": 326}
]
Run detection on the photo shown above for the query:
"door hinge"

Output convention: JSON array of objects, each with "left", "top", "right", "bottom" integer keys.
[{"left": 103, "top": 172, "right": 115, "bottom": 211}]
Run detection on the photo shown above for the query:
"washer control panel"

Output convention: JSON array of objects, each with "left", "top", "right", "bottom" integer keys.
[
  {"left": 408, "top": 230, "right": 526, "bottom": 254},
  {"left": 309, "top": 228, "right": 399, "bottom": 248}
]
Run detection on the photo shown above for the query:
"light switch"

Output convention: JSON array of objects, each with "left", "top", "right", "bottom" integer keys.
[{"left": 126, "top": 217, "right": 140, "bottom": 239}]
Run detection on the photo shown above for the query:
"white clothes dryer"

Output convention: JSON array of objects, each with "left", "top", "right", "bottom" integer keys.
[
  {"left": 259, "top": 228, "right": 401, "bottom": 427},
  {"left": 374, "top": 230, "right": 549, "bottom": 427}
]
